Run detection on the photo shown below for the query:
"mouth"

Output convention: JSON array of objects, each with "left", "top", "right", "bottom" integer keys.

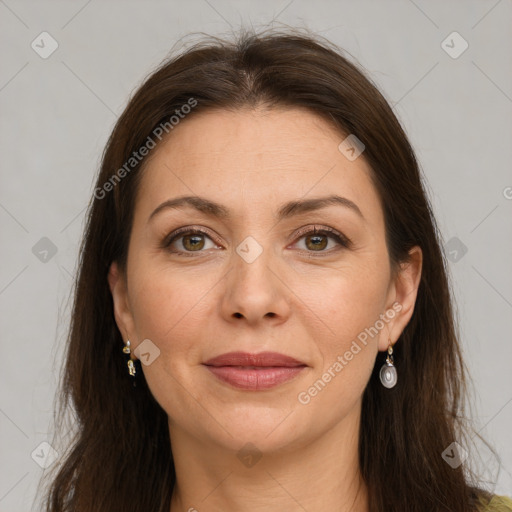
[{"left": 202, "top": 351, "right": 307, "bottom": 390}]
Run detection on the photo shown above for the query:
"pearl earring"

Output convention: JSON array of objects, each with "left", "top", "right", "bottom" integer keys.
[{"left": 379, "top": 340, "right": 397, "bottom": 388}]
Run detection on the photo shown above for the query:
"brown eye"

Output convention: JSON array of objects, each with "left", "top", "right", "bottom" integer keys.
[
  {"left": 181, "top": 233, "right": 206, "bottom": 251},
  {"left": 293, "top": 226, "right": 351, "bottom": 254},
  {"left": 304, "top": 233, "right": 328, "bottom": 251},
  {"left": 163, "top": 228, "right": 220, "bottom": 255}
]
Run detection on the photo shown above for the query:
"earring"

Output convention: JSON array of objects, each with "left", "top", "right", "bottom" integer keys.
[
  {"left": 122, "top": 340, "right": 136, "bottom": 377},
  {"left": 379, "top": 340, "right": 397, "bottom": 388}
]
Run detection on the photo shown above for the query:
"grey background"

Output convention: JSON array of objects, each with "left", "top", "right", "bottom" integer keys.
[{"left": 1, "top": 0, "right": 511, "bottom": 510}]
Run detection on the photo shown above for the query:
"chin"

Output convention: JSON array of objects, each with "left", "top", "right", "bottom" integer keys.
[{"left": 203, "top": 404, "right": 312, "bottom": 454}]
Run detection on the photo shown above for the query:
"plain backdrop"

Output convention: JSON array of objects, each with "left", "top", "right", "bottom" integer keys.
[{"left": 0, "top": 0, "right": 511, "bottom": 510}]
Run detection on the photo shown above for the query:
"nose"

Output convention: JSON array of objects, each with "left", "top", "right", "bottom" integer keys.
[{"left": 220, "top": 244, "right": 291, "bottom": 327}]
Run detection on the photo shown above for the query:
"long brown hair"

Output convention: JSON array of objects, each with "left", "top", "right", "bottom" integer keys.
[{"left": 43, "top": 27, "right": 490, "bottom": 511}]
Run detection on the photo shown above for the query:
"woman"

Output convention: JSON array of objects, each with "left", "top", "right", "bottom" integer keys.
[{"left": 43, "top": 28, "right": 512, "bottom": 511}]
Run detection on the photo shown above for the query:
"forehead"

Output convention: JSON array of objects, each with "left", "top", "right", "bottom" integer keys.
[{"left": 136, "top": 107, "right": 383, "bottom": 223}]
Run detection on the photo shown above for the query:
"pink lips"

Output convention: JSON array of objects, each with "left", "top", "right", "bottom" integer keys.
[{"left": 203, "top": 351, "right": 307, "bottom": 390}]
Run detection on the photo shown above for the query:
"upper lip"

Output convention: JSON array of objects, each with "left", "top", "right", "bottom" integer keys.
[{"left": 203, "top": 351, "right": 306, "bottom": 367}]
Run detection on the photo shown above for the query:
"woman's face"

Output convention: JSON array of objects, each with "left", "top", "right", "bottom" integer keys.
[{"left": 109, "top": 107, "right": 421, "bottom": 454}]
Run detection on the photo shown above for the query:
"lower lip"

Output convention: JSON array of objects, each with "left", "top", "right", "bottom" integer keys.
[{"left": 204, "top": 365, "right": 305, "bottom": 390}]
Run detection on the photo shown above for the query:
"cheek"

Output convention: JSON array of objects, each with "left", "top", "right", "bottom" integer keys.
[
  {"left": 297, "top": 258, "right": 390, "bottom": 346},
  {"left": 292, "top": 260, "right": 389, "bottom": 398},
  {"left": 294, "top": 280, "right": 382, "bottom": 415},
  {"left": 126, "top": 273, "right": 195, "bottom": 372},
  {"left": 126, "top": 269, "right": 216, "bottom": 416},
  {"left": 129, "top": 258, "right": 219, "bottom": 335}
]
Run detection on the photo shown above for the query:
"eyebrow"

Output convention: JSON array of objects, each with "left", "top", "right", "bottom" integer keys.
[{"left": 148, "top": 194, "right": 364, "bottom": 223}]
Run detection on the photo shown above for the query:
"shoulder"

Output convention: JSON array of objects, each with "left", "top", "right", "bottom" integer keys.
[{"left": 479, "top": 495, "right": 512, "bottom": 512}]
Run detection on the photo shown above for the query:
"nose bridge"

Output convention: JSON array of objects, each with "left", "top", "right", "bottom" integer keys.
[{"left": 232, "top": 234, "right": 276, "bottom": 296}]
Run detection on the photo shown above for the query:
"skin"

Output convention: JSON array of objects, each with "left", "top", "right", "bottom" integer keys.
[{"left": 108, "top": 106, "right": 422, "bottom": 512}]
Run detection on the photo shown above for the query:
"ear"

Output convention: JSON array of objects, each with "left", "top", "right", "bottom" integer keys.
[
  {"left": 378, "top": 246, "right": 423, "bottom": 351},
  {"left": 108, "top": 261, "right": 137, "bottom": 349}
]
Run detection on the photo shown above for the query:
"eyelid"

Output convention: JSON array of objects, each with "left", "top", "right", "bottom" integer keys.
[
  {"left": 291, "top": 225, "right": 352, "bottom": 250},
  {"left": 161, "top": 226, "right": 221, "bottom": 249}
]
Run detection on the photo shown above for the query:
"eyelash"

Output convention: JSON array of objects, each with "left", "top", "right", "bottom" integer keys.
[{"left": 162, "top": 225, "right": 351, "bottom": 257}]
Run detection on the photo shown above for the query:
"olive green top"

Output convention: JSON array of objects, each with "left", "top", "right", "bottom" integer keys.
[{"left": 479, "top": 495, "right": 512, "bottom": 511}]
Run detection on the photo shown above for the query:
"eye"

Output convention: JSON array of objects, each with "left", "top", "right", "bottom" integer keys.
[
  {"left": 162, "top": 225, "right": 351, "bottom": 257},
  {"left": 292, "top": 226, "right": 351, "bottom": 254},
  {"left": 163, "top": 228, "right": 220, "bottom": 255}
]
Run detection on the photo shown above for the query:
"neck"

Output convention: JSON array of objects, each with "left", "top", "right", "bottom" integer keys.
[{"left": 169, "top": 403, "right": 369, "bottom": 512}]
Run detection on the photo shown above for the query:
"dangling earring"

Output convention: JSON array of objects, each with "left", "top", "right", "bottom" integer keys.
[
  {"left": 123, "top": 340, "right": 136, "bottom": 377},
  {"left": 379, "top": 340, "right": 397, "bottom": 388}
]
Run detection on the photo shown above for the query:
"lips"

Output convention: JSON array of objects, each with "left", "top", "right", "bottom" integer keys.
[
  {"left": 204, "top": 351, "right": 305, "bottom": 367},
  {"left": 203, "top": 351, "right": 307, "bottom": 390}
]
